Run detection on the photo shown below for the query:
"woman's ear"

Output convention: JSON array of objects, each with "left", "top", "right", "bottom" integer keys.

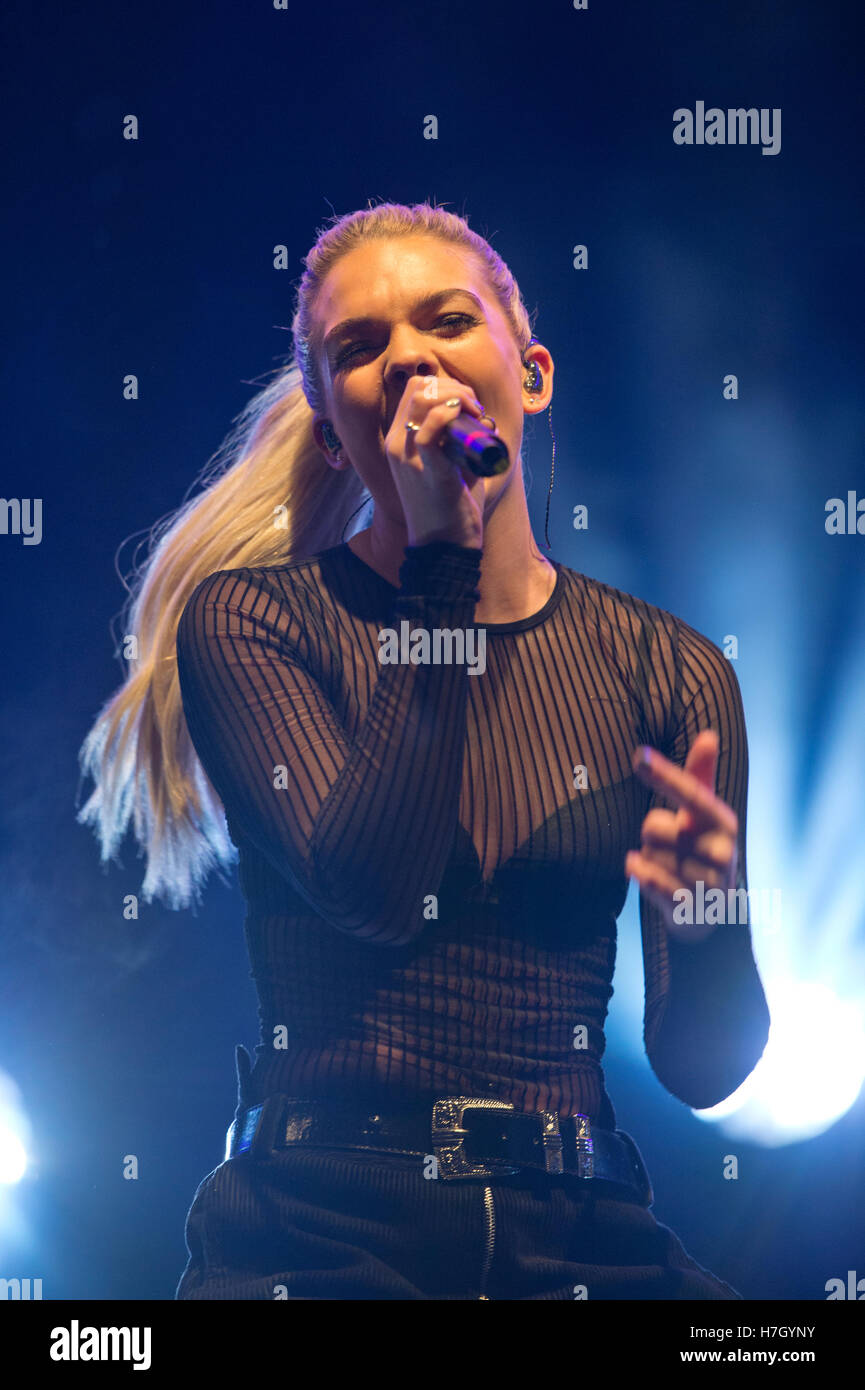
[
  {"left": 521, "top": 344, "right": 554, "bottom": 413},
  {"left": 313, "top": 417, "right": 350, "bottom": 469}
]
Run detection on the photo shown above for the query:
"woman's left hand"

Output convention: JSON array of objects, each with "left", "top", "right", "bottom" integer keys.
[{"left": 625, "top": 729, "right": 738, "bottom": 943}]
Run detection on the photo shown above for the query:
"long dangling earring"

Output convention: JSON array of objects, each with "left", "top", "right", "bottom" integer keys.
[
  {"left": 523, "top": 355, "right": 556, "bottom": 551},
  {"left": 341, "top": 497, "right": 370, "bottom": 544}
]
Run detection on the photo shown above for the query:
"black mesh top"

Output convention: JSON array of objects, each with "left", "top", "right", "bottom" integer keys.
[{"left": 175, "top": 540, "right": 770, "bottom": 1128}]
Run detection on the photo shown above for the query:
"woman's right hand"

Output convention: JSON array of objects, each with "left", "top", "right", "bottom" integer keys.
[{"left": 384, "top": 375, "right": 487, "bottom": 550}]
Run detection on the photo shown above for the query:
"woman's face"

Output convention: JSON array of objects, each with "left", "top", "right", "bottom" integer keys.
[{"left": 310, "top": 234, "right": 539, "bottom": 516}]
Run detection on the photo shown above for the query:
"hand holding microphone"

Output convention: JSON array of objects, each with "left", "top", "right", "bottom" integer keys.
[
  {"left": 385, "top": 376, "right": 509, "bottom": 550},
  {"left": 435, "top": 408, "right": 510, "bottom": 478}
]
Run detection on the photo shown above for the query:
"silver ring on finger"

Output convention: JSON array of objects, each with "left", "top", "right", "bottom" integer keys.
[
  {"left": 405, "top": 420, "right": 420, "bottom": 433},
  {"left": 444, "top": 397, "right": 461, "bottom": 409}
]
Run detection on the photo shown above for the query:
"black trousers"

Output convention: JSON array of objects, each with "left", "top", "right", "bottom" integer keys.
[{"left": 175, "top": 1141, "right": 743, "bottom": 1301}]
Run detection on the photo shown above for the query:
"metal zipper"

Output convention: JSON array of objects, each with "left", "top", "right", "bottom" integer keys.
[{"left": 478, "top": 1185, "right": 495, "bottom": 1299}]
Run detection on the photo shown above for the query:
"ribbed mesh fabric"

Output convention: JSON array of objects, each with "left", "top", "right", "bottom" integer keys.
[{"left": 175, "top": 540, "right": 770, "bottom": 1126}]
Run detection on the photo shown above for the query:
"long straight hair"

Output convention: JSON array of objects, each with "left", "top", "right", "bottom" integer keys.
[{"left": 76, "top": 200, "right": 534, "bottom": 909}]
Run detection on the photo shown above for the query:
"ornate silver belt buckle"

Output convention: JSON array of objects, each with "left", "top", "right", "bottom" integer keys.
[
  {"left": 431, "top": 1097, "right": 566, "bottom": 1179},
  {"left": 537, "top": 1110, "right": 565, "bottom": 1173},
  {"left": 431, "top": 1097, "right": 520, "bottom": 1180},
  {"left": 570, "top": 1113, "right": 594, "bottom": 1179}
]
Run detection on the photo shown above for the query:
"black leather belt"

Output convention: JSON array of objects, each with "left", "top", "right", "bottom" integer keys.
[{"left": 225, "top": 1094, "right": 654, "bottom": 1205}]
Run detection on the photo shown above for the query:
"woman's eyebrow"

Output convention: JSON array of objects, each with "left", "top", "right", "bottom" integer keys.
[{"left": 322, "top": 288, "right": 485, "bottom": 353}]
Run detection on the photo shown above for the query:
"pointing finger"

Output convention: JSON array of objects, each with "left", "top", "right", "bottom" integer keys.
[{"left": 631, "top": 744, "right": 738, "bottom": 836}]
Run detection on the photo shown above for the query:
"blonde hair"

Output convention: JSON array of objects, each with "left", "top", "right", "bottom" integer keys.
[{"left": 76, "top": 200, "right": 535, "bottom": 909}]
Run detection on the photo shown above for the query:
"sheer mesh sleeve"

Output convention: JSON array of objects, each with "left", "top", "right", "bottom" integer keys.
[
  {"left": 176, "top": 541, "right": 482, "bottom": 946},
  {"left": 640, "top": 624, "right": 771, "bottom": 1109}
]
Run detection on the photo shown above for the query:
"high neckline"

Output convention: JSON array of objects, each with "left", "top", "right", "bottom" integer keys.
[{"left": 338, "top": 541, "right": 566, "bottom": 633}]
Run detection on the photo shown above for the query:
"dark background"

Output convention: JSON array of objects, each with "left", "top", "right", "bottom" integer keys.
[{"left": 1, "top": 0, "right": 863, "bottom": 1299}]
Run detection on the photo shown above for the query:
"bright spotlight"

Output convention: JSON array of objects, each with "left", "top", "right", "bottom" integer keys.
[
  {"left": 694, "top": 978, "right": 865, "bottom": 1145},
  {"left": 0, "top": 1127, "right": 27, "bottom": 1184},
  {"left": 0, "top": 1072, "right": 31, "bottom": 1184}
]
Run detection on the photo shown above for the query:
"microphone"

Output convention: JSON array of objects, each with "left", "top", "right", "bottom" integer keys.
[{"left": 438, "top": 412, "right": 510, "bottom": 477}]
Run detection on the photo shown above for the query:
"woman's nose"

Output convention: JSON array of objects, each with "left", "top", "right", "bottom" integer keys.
[
  {"left": 385, "top": 357, "right": 436, "bottom": 394},
  {"left": 384, "top": 324, "right": 440, "bottom": 392}
]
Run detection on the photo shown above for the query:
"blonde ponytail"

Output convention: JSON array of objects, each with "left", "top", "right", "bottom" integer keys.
[{"left": 77, "top": 363, "right": 369, "bottom": 910}]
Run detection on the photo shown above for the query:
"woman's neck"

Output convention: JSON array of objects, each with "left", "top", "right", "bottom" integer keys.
[{"left": 347, "top": 510, "right": 557, "bottom": 626}]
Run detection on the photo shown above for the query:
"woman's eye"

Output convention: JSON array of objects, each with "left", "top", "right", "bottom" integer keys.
[
  {"left": 334, "top": 313, "right": 477, "bottom": 369},
  {"left": 435, "top": 312, "right": 476, "bottom": 332},
  {"left": 335, "top": 342, "right": 370, "bottom": 367}
]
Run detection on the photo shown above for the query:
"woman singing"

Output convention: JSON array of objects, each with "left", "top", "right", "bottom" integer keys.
[{"left": 78, "top": 200, "right": 770, "bottom": 1300}]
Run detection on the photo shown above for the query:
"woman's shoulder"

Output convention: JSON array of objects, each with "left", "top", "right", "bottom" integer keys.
[
  {"left": 180, "top": 548, "right": 343, "bottom": 614},
  {"left": 176, "top": 551, "right": 347, "bottom": 658},
  {"left": 558, "top": 561, "right": 678, "bottom": 634},
  {"left": 557, "top": 562, "right": 734, "bottom": 675}
]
